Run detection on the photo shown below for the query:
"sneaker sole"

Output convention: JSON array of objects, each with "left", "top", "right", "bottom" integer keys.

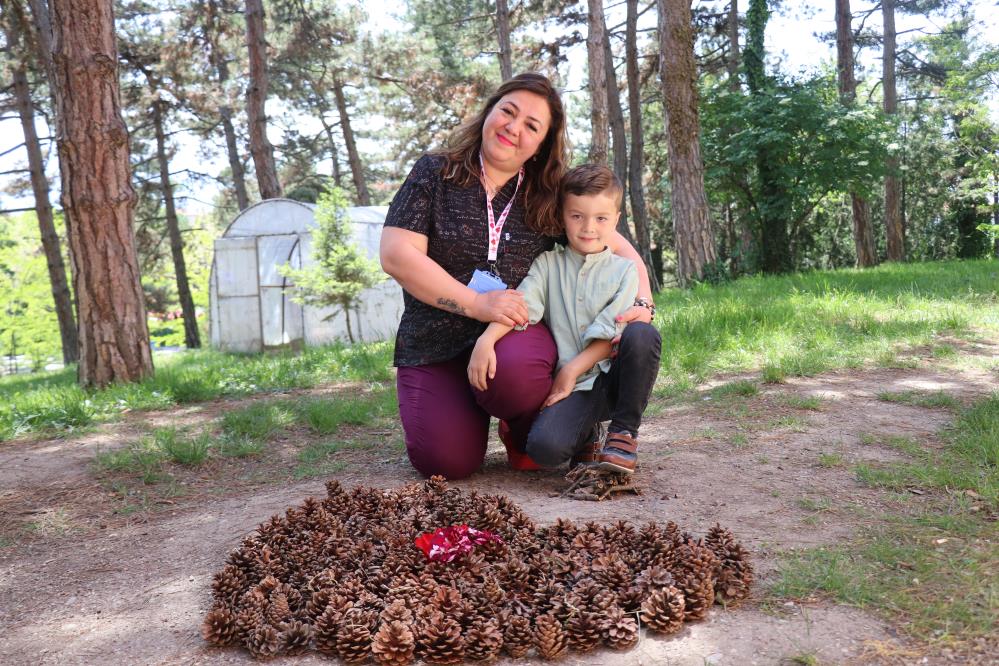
[{"left": 596, "top": 460, "right": 635, "bottom": 475}]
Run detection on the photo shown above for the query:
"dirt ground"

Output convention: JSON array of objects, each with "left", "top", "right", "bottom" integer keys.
[{"left": 1, "top": 348, "right": 997, "bottom": 665}]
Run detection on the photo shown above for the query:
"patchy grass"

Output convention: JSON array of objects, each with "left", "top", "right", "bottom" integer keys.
[
  {"left": 769, "top": 415, "right": 809, "bottom": 431},
  {"left": 153, "top": 427, "right": 211, "bottom": 466},
  {"left": 220, "top": 402, "right": 297, "bottom": 441},
  {"left": 877, "top": 390, "right": 961, "bottom": 410},
  {"left": 818, "top": 452, "right": 844, "bottom": 468},
  {"left": 780, "top": 394, "right": 824, "bottom": 410},
  {"left": 771, "top": 392, "right": 999, "bottom": 645},
  {"left": 855, "top": 395, "right": 999, "bottom": 504},
  {"left": 0, "top": 342, "right": 395, "bottom": 441},
  {"left": 710, "top": 379, "right": 759, "bottom": 399}
]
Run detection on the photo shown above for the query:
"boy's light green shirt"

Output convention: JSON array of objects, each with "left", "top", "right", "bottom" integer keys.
[{"left": 517, "top": 244, "right": 639, "bottom": 391}]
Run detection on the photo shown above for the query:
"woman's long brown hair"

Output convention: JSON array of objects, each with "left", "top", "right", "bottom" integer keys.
[{"left": 437, "top": 73, "right": 569, "bottom": 237}]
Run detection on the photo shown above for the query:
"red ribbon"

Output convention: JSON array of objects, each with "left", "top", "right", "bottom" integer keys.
[{"left": 414, "top": 525, "right": 504, "bottom": 563}]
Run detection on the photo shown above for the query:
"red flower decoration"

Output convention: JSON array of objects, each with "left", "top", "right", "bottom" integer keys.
[{"left": 414, "top": 524, "right": 504, "bottom": 562}]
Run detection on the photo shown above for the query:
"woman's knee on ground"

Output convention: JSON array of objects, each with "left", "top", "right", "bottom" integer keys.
[{"left": 402, "top": 412, "right": 487, "bottom": 480}]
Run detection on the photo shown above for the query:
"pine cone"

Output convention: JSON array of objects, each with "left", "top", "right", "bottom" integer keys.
[
  {"left": 616, "top": 585, "right": 645, "bottom": 614},
  {"left": 641, "top": 585, "right": 685, "bottom": 634},
  {"left": 566, "top": 610, "right": 603, "bottom": 652},
  {"left": 380, "top": 598, "right": 414, "bottom": 625},
  {"left": 306, "top": 589, "right": 332, "bottom": 621},
  {"left": 591, "top": 553, "right": 632, "bottom": 590},
  {"left": 265, "top": 592, "right": 292, "bottom": 627},
  {"left": 372, "top": 620, "right": 416, "bottom": 666},
  {"left": 281, "top": 620, "right": 313, "bottom": 656},
  {"left": 212, "top": 564, "right": 246, "bottom": 602},
  {"left": 336, "top": 620, "right": 373, "bottom": 663},
  {"left": 636, "top": 565, "right": 674, "bottom": 594},
  {"left": 463, "top": 618, "right": 503, "bottom": 662},
  {"left": 502, "top": 613, "right": 533, "bottom": 658},
  {"left": 417, "top": 614, "right": 464, "bottom": 664},
  {"left": 677, "top": 570, "right": 715, "bottom": 620},
  {"left": 201, "top": 607, "right": 237, "bottom": 646},
  {"left": 705, "top": 524, "right": 753, "bottom": 604},
  {"left": 601, "top": 606, "right": 638, "bottom": 650},
  {"left": 534, "top": 613, "right": 568, "bottom": 660},
  {"left": 248, "top": 624, "right": 282, "bottom": 659},
  {"left": 314, "top": 606, "right": 342, "bottom": 656}
]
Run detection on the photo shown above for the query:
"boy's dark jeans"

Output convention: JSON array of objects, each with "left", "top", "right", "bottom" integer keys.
[{"left": 526, "top": 322, "right": 662, "bottom": 467}]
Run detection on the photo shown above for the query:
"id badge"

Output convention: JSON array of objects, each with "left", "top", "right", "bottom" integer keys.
[{"left": 468, "top": 268, "right": 507, "bottom": 294}]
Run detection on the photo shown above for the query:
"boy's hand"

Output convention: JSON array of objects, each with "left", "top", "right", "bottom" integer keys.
[
  {"left": 467, "top": 339, "right": 497, "bottom": 391},
  {"left": 543, "top": 365, "right": 579, "bottom": 408}
]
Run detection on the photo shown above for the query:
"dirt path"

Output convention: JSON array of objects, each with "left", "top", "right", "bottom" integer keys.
[{"left": 1, "top": 362, "right": 996, "bottom": 665}]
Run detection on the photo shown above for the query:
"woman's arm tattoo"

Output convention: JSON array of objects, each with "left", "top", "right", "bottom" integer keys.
[{"left": 437, "top": 297, "right": 466, "bottom": 315}]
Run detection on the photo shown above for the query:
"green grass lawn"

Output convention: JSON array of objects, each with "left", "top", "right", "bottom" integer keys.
[{"left": 2, "top": 258, "right": 997, "bottom": 441}]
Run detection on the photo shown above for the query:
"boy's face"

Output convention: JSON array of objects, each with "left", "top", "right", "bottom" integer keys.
[{"left": 561, "top": 191, "right": 620, "bottom": 255}]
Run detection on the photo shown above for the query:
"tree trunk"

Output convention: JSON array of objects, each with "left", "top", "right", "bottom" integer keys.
[
  {"left": 333, "top": 73, "right": 371, "bottom": 205},
  {"left": 835, "top": 0, "right": 877, "bottom": 267},
  {"left": 152, "top": 100, "right": 201, "bottom": 349},
  {"left": 882, "top": 0, "right": 904, "bottom": 261},
  {"left": 319, "top": 113, "right": 344, "bottom": 188},
  {"left": 727, "top": 0, "right": 740, "bottom": 90},
  {"left": 625, "top": 0, "right": 658, "bottom": 290},
  {"left": 49, "top": 0, "right": 153, "bottom": 387},
  {"left": 204, "top": 0, "right": 250, "bottom": 210},
  {"left": 604, "top": 26, "right": 634, "bottom": 244},
  {"left": 7, "top": 16, "right": 79, "bottom": 365},
  {"left": 496, "top": 0, "right": 513, "bottom": 81},
  {"left": 586, "top": 0, "right": 609, "bottom": 165},
  {"left": 244, "top": 0, "right": 282, "bottom": 199},
  {"left": 659, "top": 0, "right": 716, "bottom": 286},
  {"left": 746, "top": 0, "right": 791, "bottom": 273}
]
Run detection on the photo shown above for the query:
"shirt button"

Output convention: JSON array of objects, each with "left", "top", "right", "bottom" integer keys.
[{"left": 577, "top": 296, "right": 583, "bottom": 302}]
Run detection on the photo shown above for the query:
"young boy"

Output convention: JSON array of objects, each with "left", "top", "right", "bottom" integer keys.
[{"left": 468, "top": 164, "right": 661, "bottom": 474}]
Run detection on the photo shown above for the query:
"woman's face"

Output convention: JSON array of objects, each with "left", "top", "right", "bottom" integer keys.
[{"left": 480, "top": 89, "right": 552, "bottom": 174}]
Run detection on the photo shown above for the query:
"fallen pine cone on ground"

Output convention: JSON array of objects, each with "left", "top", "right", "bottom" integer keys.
[{"left": 202, "top": 476, "right": 753, "bottom": 661}]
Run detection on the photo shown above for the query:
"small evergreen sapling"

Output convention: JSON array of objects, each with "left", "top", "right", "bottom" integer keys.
[{"left": 280, "top": 188, "right": 384, "bottom": 343}]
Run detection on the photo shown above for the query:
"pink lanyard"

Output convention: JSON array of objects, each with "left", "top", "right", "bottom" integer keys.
[{"left": 480, "top": 152, "right": 524, "bottom": 265}]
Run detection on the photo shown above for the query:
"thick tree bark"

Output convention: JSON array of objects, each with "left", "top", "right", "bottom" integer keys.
[
  {"left": 882, "top": 0, "right": 904, "bottom": 261},
  {"left": 244, "top": 0, "right": 282, "bottom": 199},
  {"left": 835, "top": 0, "right": 877, "bottom": 267},
  {"left": 333, "top": 74, "right": 371, "bottom": 206},
  {"left": 7, "top": 16, "right": 79, "bottom": 364},
  {"left": 49, "top": 0, "right": 153, "bottom": 387},
  {"left": 586, "top": 0, "right": 609, "bottom": 165},
  {"left": 659, "top": 0, "right": 716, "bottom": 286},
  {"left": 205, "top": 0, "right": 250, "bottom": 210},
  {"left": 152, "top": 100, "right": 201, "bottom": 348},
  {"left": 625, "top": 0, "right": 657, "bottom": 290},
  {"left": 496, "top": 0, "right": 513, "bottom": 81},
  {"left": 604, "top": 27, "right": 634, "bottom": 244},
  {"left": 727, "top": 0, "right": 740, "bottom": 90}
]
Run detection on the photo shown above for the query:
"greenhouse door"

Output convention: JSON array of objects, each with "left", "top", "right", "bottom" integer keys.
[{"left": 257, "top": 234, "right": 304, "bottom": 349}]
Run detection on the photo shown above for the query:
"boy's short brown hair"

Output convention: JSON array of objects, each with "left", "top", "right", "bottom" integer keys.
[{"left": 559, "top": 164, "right": 624, "bottom": 208}]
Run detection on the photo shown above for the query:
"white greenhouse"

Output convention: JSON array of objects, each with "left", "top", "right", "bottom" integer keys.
[{"left": 209, "top": 198, "right": 403, "bottom": 353}]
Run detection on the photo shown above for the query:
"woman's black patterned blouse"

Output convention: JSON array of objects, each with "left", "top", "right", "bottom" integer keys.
[{"left": 384, "top": 154, "right": 556, "bottom": 367}]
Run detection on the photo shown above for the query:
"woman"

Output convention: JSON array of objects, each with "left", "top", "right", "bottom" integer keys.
[{"left": 380, "top": 72, "right": 653, "bottom": 480}]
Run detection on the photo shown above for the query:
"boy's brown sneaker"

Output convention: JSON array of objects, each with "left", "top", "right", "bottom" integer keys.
[
  {"left": 596, "top": 431, "right": 638, "bottom": 475},
  {"left": 569, "top": 423, "right": 605, "bottom": 469}
]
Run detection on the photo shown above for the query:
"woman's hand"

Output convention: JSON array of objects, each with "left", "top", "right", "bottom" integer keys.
[
  {"left": 467, "top": 339, "right": 497, "bottom": 391},
  {"left": 470, "top": 289, "right": 529, "bottom": 327}
]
